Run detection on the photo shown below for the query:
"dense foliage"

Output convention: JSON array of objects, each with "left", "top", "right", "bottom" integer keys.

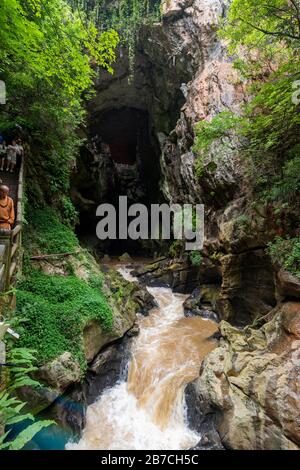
[
  {"left": 0, "top": 335, "right": 53, "bottom": 450},
  {"left": 193, "top": 0, "right": 300, "bottom": 274},
  {"left": 17, "top": 206, "right": 113, "bottom": 370},
  {"left": 70, "top": 0, "right": 162, "bottom": 76},
  {"left": 16, "top": 270, "right": 113, "bottom": 370},
  {"left": 0, "top": 0, "right": 118, "bottom": 210},
  {"left": 23, "top": 206, "right": 79, "bottom": 257},
  {"left": 268, "top": 236, "right": 300, "bottom": 277}
]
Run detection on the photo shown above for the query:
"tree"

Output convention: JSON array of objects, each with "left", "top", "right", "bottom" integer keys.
[
  {"left": 0, "top": 0, "right": 119, "bottom": 212},
  {"left": 194, "top": 0, "right": 300, "bottom": 207}
]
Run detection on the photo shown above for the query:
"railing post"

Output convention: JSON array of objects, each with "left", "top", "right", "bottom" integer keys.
[{"left": 0, "top": 158, "right": 24, "bottom": 295}]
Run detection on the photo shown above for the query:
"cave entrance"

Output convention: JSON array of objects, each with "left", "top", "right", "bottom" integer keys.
[
  {"left": 74, "top": 107, "right": 165, "bottom": 256},
  {"left": 91, "top": 107, "right": 162, "bottom": 205},
  {"left": 97, "top": 108, "right": 138, "bottom": 166}
]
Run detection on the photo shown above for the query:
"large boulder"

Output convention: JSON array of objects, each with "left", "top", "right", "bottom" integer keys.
[
  {"left": 18, "top": 352, "right": 82, "bottom": 414},
  {"left": 277, "top": 270, "right": 300, "bottom": 300},
  {"left": 133, "top": 256, "right": 221, "bottom": 294},
  {"left": 194, "top": 301, "right": 300, "bottom": 449},
  {"left": 218, "top": 249, "right": 276, "bottom": 325},
  {"left": 36, "top": 352, "right": 81, "bottom": 392}
]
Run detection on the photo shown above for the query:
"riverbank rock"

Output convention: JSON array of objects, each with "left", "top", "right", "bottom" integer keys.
[
  {"left": 183, "top": 287, "right": 220, "bottom": 322},
  {"left": 36, "top": 352, "right": 81, "bottom": 392},
  {"left": 44, "top": 334, "right": 134, "bottom": 436},
  {"left": 20, "top": 251, "right": 154, "bottom": 414},
  {"left": 217, "top": 249, "right": 276, "bottom": 325},
  {"left": 185, "top": 380, "right": 224, "bottom": 450},
  {"left": 277, "top": 270, "right": 300, "bottom": 300},
  {"left": 17, "top": 352, "right": 82, "bottom": 414},
  {"left": 133, "top": 256, "right": 221, "bottom": 294},
  {"left": 194, "top": 301, "right": 300, "bottom": 449}
]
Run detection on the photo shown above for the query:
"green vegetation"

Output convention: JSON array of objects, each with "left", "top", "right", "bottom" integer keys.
[
  {"left": 17, "top": 206, "right": 113, "bottom": 372},
  {"left": 0, "top": 339, "right": 53, "bottom": 450},
  {"left": 0, "top": 0, "right": 118, "bottom": 212},
  {"left": 268, "top": 237, "right": 300, "bottom": 278},
  {"left": 74, "top": 0, "right": 162, "bottom": 77},
  {"left": 16, "top": 270, "right": 113, "bottom": 370},
  {"left": 23, "top": 206, "right": 79, "bottom": 257},
  {"left": 193, "top": 1, "right": 300, "bottom": 275},
  {"left": 188, "top": 251, "right": 202, "bottom": 267},
  {"left": 193, "top": 0, "right": 300, "bottom": 207}
]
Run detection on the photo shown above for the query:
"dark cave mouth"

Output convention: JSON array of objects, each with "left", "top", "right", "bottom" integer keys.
[
  {"left": 94, "top": 108, "right": 141, "bottom": 166},
  {"left": 75, "top": 107, "right": 165, "bottom": 256},
  {"left": 90, "top": 107, "right": 162, "bottom": 199}
]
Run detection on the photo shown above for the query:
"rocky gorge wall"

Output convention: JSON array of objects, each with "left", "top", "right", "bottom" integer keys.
[
  {"left": 153, "top": 1, "right": 300, "bottom": 449},
  {"left": 75, "top": 0, "right": 270, "bottom": 322},
  {"left": 67, "top": 0, "right": 300, "bottom": 450}
]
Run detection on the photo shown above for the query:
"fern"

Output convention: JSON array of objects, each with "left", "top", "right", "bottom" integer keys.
[{"left": 0, "top": 340, "right": 54, "bottom": 450}]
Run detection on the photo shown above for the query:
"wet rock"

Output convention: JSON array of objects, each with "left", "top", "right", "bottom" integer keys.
[
  {"left": 133, "top": 258, "right": 201, "bottom": 293},
  {"left": 17, "top": 352, "right": 82, "bottom": 414},
  {"left": 218, "top": 249, "right": 276, "bottom": 325},
  {"left": 119, "top": 252, "right": 132, "bottom": 263},
  {"left": 132, "top": 287, "right": 157, "bottom": 316},
  {"left": 277, "top": 270, "right": 300, "bottom": 300},
  {"left": 185, "top": 380, "right": 224, "bottom": 450},
  {"left": 36, "top": 352, "right": 81, "bottom": 393},
  {"left": 88, "top": 344, "right": 118, "bottom": 374},
  {"left": 185, "top": 309, "right": 219, "bottom": 323},
  {"left": 84, "top": 337, "right": 133, "bottom": 406},
  {"left": 184, "top": 286, "right": 220, "bottom": 321},
  {"left": 43, "top": 336, "right": 134, "bottom": 437},
  {"left": 196, "top": 301, "right": 300, "bottom": 449},
  {"left": 126, "top": 323, "right": 140, "bottom": 337},
  {"left": 40, "top": 387, "right": 87, "bottom": 439}
]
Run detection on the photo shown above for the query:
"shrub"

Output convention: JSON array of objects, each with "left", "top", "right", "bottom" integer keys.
[
  {"left": 16, "top": 270, "right": 113, "bottom": 371},
  {"left": 267, "top": 237, "right": 300, "bottom": 278},
  {"left": 0, "top": 345, "right": 53, "bottom": 450},
  {"left": 23, "top": 206, "right": 79, "bottom": 256},
  {"left": 189, "top": 251, "right": 203, "bottom": 267}
]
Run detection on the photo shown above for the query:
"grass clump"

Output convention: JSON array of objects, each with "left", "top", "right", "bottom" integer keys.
[
  {"left": 189, "top": 251, "right": 203, "bottom": 267},
  {"left": 23, "top": 206, "right": 79, "bottom": 256},
  {"left": 267, "top": 237, "right": 300, "bottom": 279},
  {"left": 16, "top": 270, "right": 113, "bottom": 371}
]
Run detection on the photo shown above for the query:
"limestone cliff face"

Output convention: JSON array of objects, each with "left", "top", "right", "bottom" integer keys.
[
  {"left": 84, "top": 0, "right": 244, "bottom": 215},
  {"left": 156, "top": 0, "right": 244, "bottom": 208},
  {"left": 80, "top": 1, "right": 300, "bottom": 451},
  {"left": 81, "top": 0, "right": 275, "bottom": 322},
  {"left": 193, "top": 300, "right": 300, "bottom": 450}
]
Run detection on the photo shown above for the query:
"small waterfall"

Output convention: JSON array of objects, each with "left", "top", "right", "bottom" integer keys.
[{"left": 67, "top": 267, "right": 217, "bottom": 450}]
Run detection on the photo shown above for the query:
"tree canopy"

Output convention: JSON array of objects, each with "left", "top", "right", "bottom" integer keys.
[
  {"left": 194, "top": 0, "right": 300, "bottom": 207},
  {"left": 0, "top": 0, "right": 119, "bottom": 212}
]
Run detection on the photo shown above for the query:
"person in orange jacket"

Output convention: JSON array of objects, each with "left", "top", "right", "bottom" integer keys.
[{"left": 0, "top": 185, "right": 15, "bottom": 230}]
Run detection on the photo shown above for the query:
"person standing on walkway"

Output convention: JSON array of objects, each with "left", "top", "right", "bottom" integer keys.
[
  {"left": 0, "top": 139, "right": 6, "bottom": 171},
  {"left": 16, "top": 139, "right": 24, "bottom": 169},
  {"left": 0, "top": 185, "right": 15, "bottom": 230},
  {"left": 6, "top": 140, "right": 18, "bottom": 173}
]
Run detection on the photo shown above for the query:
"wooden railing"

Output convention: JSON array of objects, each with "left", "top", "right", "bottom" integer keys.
[{"left": 0, "top": 160, "right": 24, "bottom": 293}]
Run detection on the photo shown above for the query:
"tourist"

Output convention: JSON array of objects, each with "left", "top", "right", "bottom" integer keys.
[
  {"left": 0, "top": 139, "right": 6, "bottom": 171},
  {"left": 16, "top": 138, "right": 24, "bottom": 168},
  {"left": 6, "top": 139, "right": 18, "bottom": 172},
  {"left": 0, "top": 185, "right": 15, "bottom": 230}
]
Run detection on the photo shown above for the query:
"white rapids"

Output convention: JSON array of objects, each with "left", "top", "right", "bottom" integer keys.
[{"left": 67, "top": 267, "right": 217, "bottom": 450}]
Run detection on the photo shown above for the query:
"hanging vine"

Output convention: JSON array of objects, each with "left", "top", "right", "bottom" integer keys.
[{"left": 69, "top": 1, "right": 162, "bottom": 81}]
